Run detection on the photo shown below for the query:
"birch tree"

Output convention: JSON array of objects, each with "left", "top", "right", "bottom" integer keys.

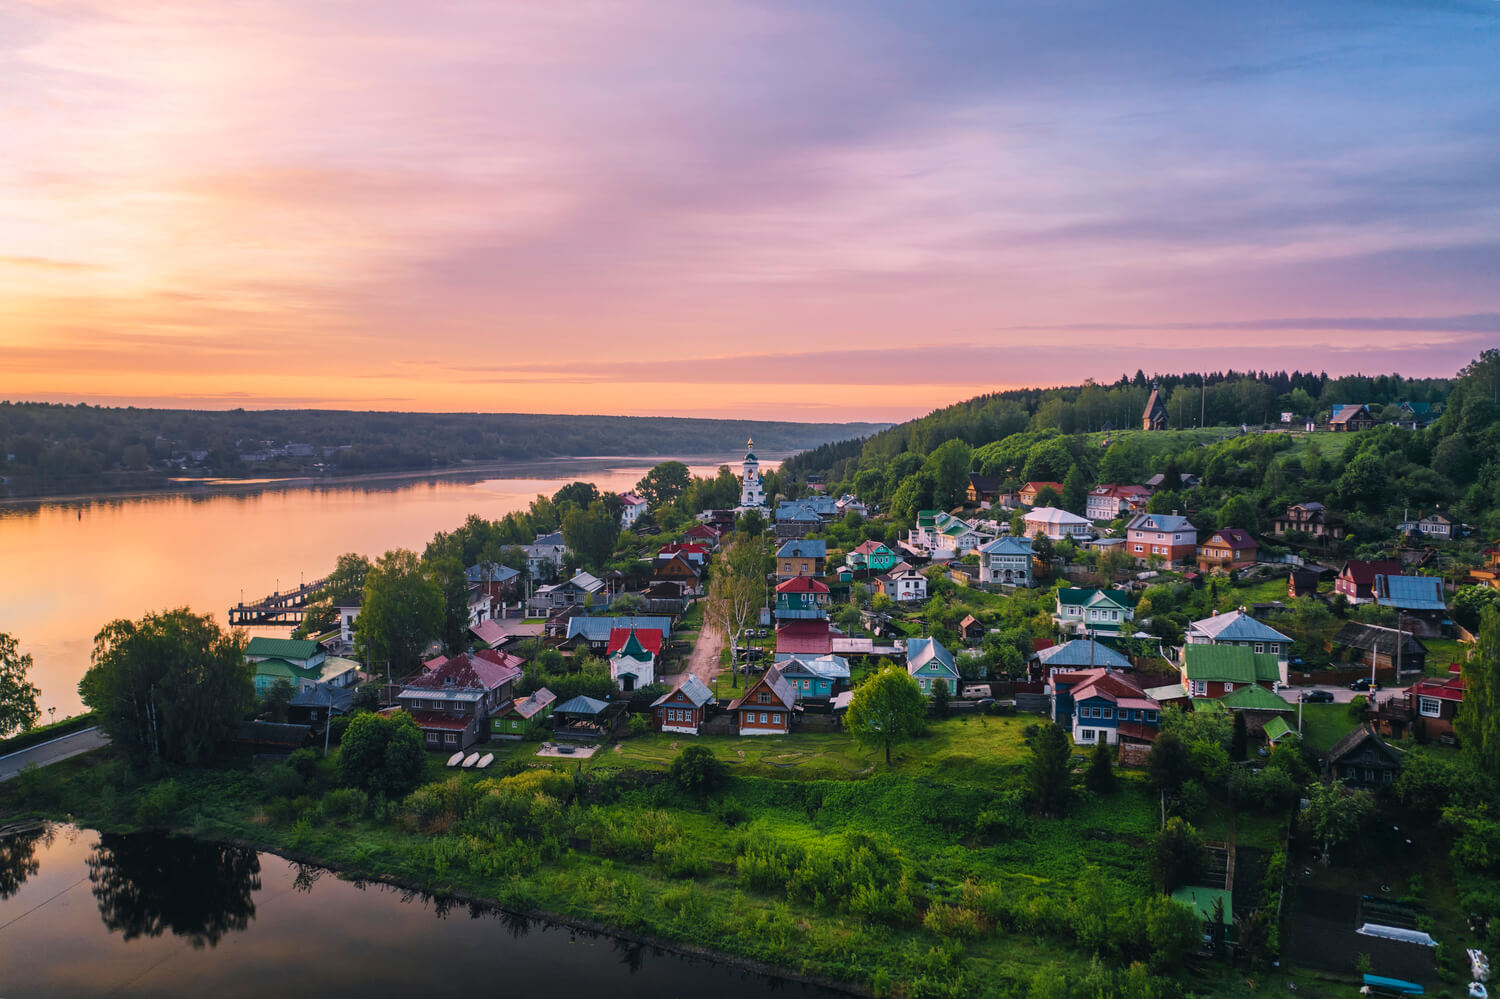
[{"left": 703, "top": 536, "right": 766, "bottom": 688}]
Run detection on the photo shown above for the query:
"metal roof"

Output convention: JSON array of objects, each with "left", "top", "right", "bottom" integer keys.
[
  {"left": 1186, "top": 610, "right": 1290, "bottom": 645},
  {"left": 1181, "top": 644, "right": 1281, "bottom": 683},
  {"left": 1374, "top": 574, "right": 1446, "bottom": 611},
  {"left": 1037, "top": 639, "right": 1132, "bottom": 670}
]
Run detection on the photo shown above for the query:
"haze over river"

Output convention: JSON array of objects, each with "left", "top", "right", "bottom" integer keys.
[{"left": 0, "top": 455, "right": 778, "bottom": 717}]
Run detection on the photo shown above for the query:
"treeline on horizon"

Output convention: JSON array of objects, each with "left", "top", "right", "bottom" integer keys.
[
  {"left": 783, "top": 367, "right": 1455, "bottom": 480},
  {"left": 0, "top": 404, "right": 884, "bottom": 498}
]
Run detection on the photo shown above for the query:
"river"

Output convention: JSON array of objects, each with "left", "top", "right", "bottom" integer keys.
[
  {"left": 0, "top": 456, "right": 778, "bottom": 717},
  {"left": 0, "top": 824, "right": 847, "bottom": 998}
]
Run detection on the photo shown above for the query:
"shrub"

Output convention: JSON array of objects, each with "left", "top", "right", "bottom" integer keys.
[
  {"left": 321, "top": 787, "right": 368, "bottom": 821},
  {"left": 669, "top": 744, "right": 727, "bottom": 798},
  {"left": 135, "top": 779, "right": 186, "bottom": 826},
  {"left": 262, "top": 764, "right": 304, "bottom": 800},
  {"left": 924, "top": 903, "right": 985, "bottom": 938},
  {"left": 287, "top": 747, "right": 321, "bottom": 780},
  {"left": 628, "top": 714, "right": 651, "bottom": 736}
]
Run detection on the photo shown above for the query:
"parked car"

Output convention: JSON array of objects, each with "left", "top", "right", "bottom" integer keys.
[
  {"left": 1289, "top": 655, "right": 1307, "bottom": 669},
  {"left": 1302, "top": 690, "right": 1335, "bottom": 703},
  {"left": 1349, "top": 677, "right": 1375, "bottom": 691}
]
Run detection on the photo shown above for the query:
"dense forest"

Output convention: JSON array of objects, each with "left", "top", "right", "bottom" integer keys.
[
  {"left": 782, "top": 356, "right": 1498, "bottom": 543},
  {"left": 0, "top": 404, "right": 883, "bottom": 499}
]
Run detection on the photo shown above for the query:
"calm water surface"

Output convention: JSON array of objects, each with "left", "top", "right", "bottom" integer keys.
[
  {"left": 0, "top": 456, "right": 776, "bottom": 716},
  {"left": 0, "top": 825, "right": 846, "bottom": 999}
]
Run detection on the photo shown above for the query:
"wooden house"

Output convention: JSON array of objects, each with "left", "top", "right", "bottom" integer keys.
[
  {"left": 1049, "top": 667, "right": 1160, "bottom": 745},
  {"left": 1324, "top": 726, "right": 1401, "bottom": 788},
  {"left": 652, "top": 675, "right": 714, "bottom": 735},
  {"left": 776, "top": 654, "right": 851, "bottom": 701},
  {"left": 1196, "top": 528, "right": 1258, "bottom": 573},
  {"left": 1179, "top": 644, "right": 1282, "bottom": 698},
  {"left": 1329, "top": 404, "right": 1375, "bottom": 431},
  {"left": 1019, "top": 481, "right": 1064, "bottom": 507},
  {"left": 775, "top": 575, "right": 831, "bottom": 621},
  {"left": 490, "top": 688, "right": 556, "bottom": 740},
  {"left": 1328, "top": 621, "right": 1427, "bottom": 676},
  {"left": 398, "top": 650, "right": 523, "bottom": 751},
  {"left": 728, "top": 666, "right": 796, "bottom": 735},
  {"left": 966, "top": 474, "right": 1002, "bottom": 506},
  {"left": 1142, "top": 388, "right": 1169, "bottom": 430},
  {"left": 905, "top": 636, "right": 961, "bottom": 695},
  {"left": 1334, "top": 559, "right": 1400, "bottom": 604},
  {"left": 775, "top": 539, "right": 827, "bottom": 580},
  {"left": 1272, "top": 502, "right": 1345, "bottom": 542},
  {"left": 959, "top": 614, "right": 986, "bottom": 643}
]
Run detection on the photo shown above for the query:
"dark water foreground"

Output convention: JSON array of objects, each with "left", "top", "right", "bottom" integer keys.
[{"left": 0, "top": 825, "right": 850, "bottom": 998}]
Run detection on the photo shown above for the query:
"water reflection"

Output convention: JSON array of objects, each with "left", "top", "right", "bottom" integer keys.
[
  {"left": 0, "top": 823, "right": 50, "bottom": 899},
  {"left": 86, "top": 834, "right": 261, "bottom": 948}
]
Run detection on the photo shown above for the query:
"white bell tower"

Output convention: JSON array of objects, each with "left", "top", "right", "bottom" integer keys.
[{"left": 740, "top": 437, "right": 765, "bottom": 509}]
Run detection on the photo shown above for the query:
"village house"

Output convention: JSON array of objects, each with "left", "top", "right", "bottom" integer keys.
[
  {"left": 681, "top": 523, "right": 723, "bottom": 549},
  {"left": 1022, "top": 506, "right": 1094, "bottom": 542},
  {"left": 845, "top": 539, "right": 901, "bottom": 574},
  {"left": 1049, "top": 668, "right": 1160, "bottom": 746},
  {"left": 1287, "top": 566, "right": 1332, "bottom": 599},
  {"left": 1179, "top": 644, "right": 1283, "bottom": 698},
  {"left": 1323, "top": 726, "right": 1402, "bottom": 788},
  {"left": 1125, "top": 512, "right": 1197, "bottom": 565},
  {"left": 398, "top": 650, "right": 523, "bottom": 751},
  {"left": 774, "top": 500, "right": 826, "bottom": 541},
  {"left": 775, "top": 575, "right": 831, "bottom": 620},
  {"left": 1184, "top": 609, "right": 1292, "bottom": 659},
  {"left": 878, "top": 564, "right": 929, "bottom": 603},
  {"left": 1374, "top": 573, "right": 1448, "bottom": 637},
  {"left": 638, "top": 580, "right": 692, "bottom": 618},
  {"left": 619, "top": 492, "right": 648, "bottom": 529},
  {"left": 1415, "top": 512, "right": 1458, "bottom": 541},
  {"left": 958, "top": 614, "right": 986, "bottom": 643},
  {"left": 966, "top": 474, "right": 1003, "bottom": 506},
  {"left": 905, "top": 636, "right": 961, "bottom": 695},
  {"left": 775, "top": 618, "right": 833, "bottom": 658},
  {"left": 1218, "top": 684, "right": 1296, "bottom": 741},
  {"left": 931, "top": 517, "right": 993, "bottom": 559},
  {"left": 1272, "top": 502, "right": 1345, "bottom": 541},
  {"left": 336, "top": 600, "right": 361, "bottom": 645},
  {"left": 1328, "top": 620, "right": 1428, "bottom": 676},
  {"left": 562, "top": 616, "right": 672, "bottom": 655},
  {"left": 1145, "top": 472, "right": 1201, "bottom": 489},
  {"left": 728, "top": 666, "right": 796, "bottom": 735},
  {"left": 246, "top": 637, "right": 358, "bottom": 695},
  {"left": 1196, "top": 528, "right": 1258, "bottom": 573},
  {"left": 530, "top": 570, "right": 612, "bottom": 613},
  {"left": 1470, "top": 540, "right": 1500, "bottom": 590},
  {"left": 522, "top": 531, "right": 569, "bottom": 579},
  {"left": 465, "top": 562, "right": 521, "bottom": 602},
  {"left": 653, "top": 675, "right": 714, "bottom": 735},
  {"left": 607, "top": 626, "right": 662, "bottom": 692},
  {"left": 1018, "top": 481, "right": 1064, "bottom": 507},
  {"left": 1053, "top": 587, "right": 1134, "bottom": 636},
  {"left": 490, "top": 688, "right": 556, "bottom": 740},
  {"left": 1032, "top": 638, "right": 1133, "bottom": 678},
  {"left": 1334, "top": 559, "right": 1401, "bottom": 604},
  {"left": 1329, "top": 404, "right": 1375, "bottom": 431},
  {"left": 977, "top": 536, "right": 1034, "bottom": 588},
  {"left": 1369, "top": 666, "right": 1465, "bottom": 740},
  {"left": 1085, "top": 484, "right": 1153, "bottom": 522},
  {"left": 652, "top": 550, "right": 705, "bottom": 593},
  {"left": 777, "top": 654, "right": 851, "bottom": 701},
  {"left": 776, "top": 539, "right": 827, "bottom": 580},
  {"left": 834, "top": 494, "right": 868, "bottom": 517}
]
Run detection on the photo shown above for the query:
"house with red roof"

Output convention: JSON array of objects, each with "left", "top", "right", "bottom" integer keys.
[
  {"left": 682, "top": 523, "right": 724, "bottom": 549},
  {"left": 1370, "top": 665, "right": 1465, "bottom": 740},
  {"left": 776, "top": 619, "right": 833, "bottom": 657},
  {"left": 398, "top": 650, "right": 524, "bottom": 751},
  {"left": 775, "top": 575, "right": 831, "bottom": 621},
  {"left": 1047, "top": 667, "right": 1160, "bottom": 746},
  {"left": 1085, "top": 485, "right": 1152, "bottom": 522},
  {"left": 727, "top": 665, "right": 796, "bottom": 735},
  {"left": 619, "top": 492, "right": 648, "bottom": 530},
  {"left": 1334, "top": 559, "right": 1400, "bottom": 604},
  {"left": 607, "top": 626, "right": 663, "bottom": 692},
  {"left": 1196, "top": 528, "right": 1259, "bottom": 573}
]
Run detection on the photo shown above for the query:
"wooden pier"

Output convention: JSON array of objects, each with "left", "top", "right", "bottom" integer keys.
[{"left": 228, "top": 577, "right": 328, "bottom": 626}]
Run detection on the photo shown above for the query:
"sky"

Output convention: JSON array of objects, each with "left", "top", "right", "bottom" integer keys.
[{"left": 2, "top": 0, "right": 1498, "bottom": 423}]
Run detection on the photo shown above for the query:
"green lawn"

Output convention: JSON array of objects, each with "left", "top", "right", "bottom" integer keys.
[
  {"left": 1296, "top": 702, "right": 1360, "bottom": 753},
  {"left": 1422, "top": 637, "right": 1470, "bottom": 674}
]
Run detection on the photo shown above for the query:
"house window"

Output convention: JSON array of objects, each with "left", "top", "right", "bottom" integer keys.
[
  {"left": 1133, "top": 544, "right": 1144, "bottom": 553},
  {"left": 445, "top": 733, "right": 458, "bottom": 745},
  {"left": 1254, "top": 643, "right": 1264, "bottom": 654},
  {"left": 1418, "top": 696, "right": 1442, "bottom": 718},
  {"left": 772, "top": 713, "right": 782, "bottom": 725},
  {"left": 1147, "top": 711, "right": 1158, "bottom": 722},
  {"left": 758, "top": 692, "right": 770, "bottom": 703},
  {"left": 760, "top": 712, "right": 768, "bottom": 723},
  {"left": 1364, "top": 769, "right": 1375, "bottom": 783},
  {"left": 1190, "top": 680, "right": 1206, "bottom": 697},
  {"left": 1079, "top": 729, "right": 1095, "bottom": 742},
  {"left": 1102, "top": 708, "right": 1113, "bottom": 719},
  {"left": 426, "top": 732, "right": 440, "bottom": 744},
  {"left": 1224, "top": 683, "right": 1234, "bottom": 693},
  {"left": 1383, "top": 770, "right": 1393, "bottom": 784}
]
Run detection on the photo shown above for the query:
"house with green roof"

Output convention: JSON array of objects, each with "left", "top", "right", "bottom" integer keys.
[
  {"left": 1179, "top": 644, "right": 1283, "bottom": 698},
  {"left": 245, "top": 636, "right": 324, "bottom": 668},
  {"left": 251, "top": 655, "right": 359, "bottom": 695},
  {"left": 1053, "top": 588, "right": 1133, "bottom": 636}
]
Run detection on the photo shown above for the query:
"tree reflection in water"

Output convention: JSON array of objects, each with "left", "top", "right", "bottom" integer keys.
[
  {"left": 0, "top": 824, "right": 52, "bottom": 900},
  {"left": 86, "top": 833, "right": 261, "bottom": 948}
]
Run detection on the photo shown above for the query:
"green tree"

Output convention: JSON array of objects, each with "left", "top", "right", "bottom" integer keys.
[
  {"left": 736, "top": 508, "right": 766, "bottom": 537},
  {"left": 1230, "top": 711, "right": 1248, "bottom": 762},
  {"left": 551, "top": 480, "right": 600, "bottom": 509},
  {"left": 1151, "top": 817, "right": 1207, "bottom": 892},
  {"left": 561, "top": 500, "right": 620, "bottom": 571},
  {"left": 635, "top": 461, "right": 692, "bottom": 509},
  {"left": 1300, "top": 780, "right": 1374, "bottom": 863},
  {"left": 79, "top": 608, "right": 252, "bottom": 766},
  {"left": 1148, "top": 730, "right": 1193, "bottom": 798},
  {"left": 262, "top": 678, "right": 294, "bottom": 724},
  {"left": 1032, "top": 485, "right": 1061, "bottom": 508},
  {"left": 1217, "top": 494, "right": 1259, "bottom": 533},
  {"left": 844, "top": 665, "right": 927, "bottom": 765},
  {"left": 1085, "top": 742, "right": 1116, "bottom": 793},
  {"left": 356, "top": 549, "right": 442, "bottom": 678},
  {"left": 295, "top": 552, "right": 372, "bottom": 638},
  {"left": 703, "top": 537, "right": 767, "bottom": 687},
  {"left": 669, "top": 744, "right": 727, "bottom": 798},
  {"left": 1143, "top": 892, "right": 1201, "bottom": 969},
  {"left": 0, "top": 633, "right": 41, "bottom": 738},
  {"left": 429, "top": 554, "right": 471, "bottom": 654},
  {"left": 922, "top": 439, "right": 973, "bottom": 509},
  {"left": 1457, "top": 605, "right": 1500, "bottom": 773},
  {"left": 610, "top": 592, "right": 646, "bottom": 615},
  {"left": 338, "top": 711, "right": 426, "bottom": 798},
  {"left": 1026, "top": 723, "right": 1072, "bottom": 816},
  {"left": 931, "top": 677, "right": 951, "bottom": 718},
  {"left": 1061, "top": 465, "right": 1088, "bottom": 515}
]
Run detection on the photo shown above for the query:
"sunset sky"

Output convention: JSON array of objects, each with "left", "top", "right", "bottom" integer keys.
[{"left": 3, "top": 1, "right": 1497, "bottom": 422}]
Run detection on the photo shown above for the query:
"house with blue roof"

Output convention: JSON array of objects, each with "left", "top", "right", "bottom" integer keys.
[
  {"left": 977, "top": 536, "right": 1034, "bottom": 587},
  {"left": 905, "top": 637, "right": 960, "bottom": 695},
  {"left": 1185, "top": 609, "right": 1292, "bottom": 660},
  {"left": 776, "top": 539, "right": 827, "bottom": 579},
  {"left": 1375, "top": 573, "right": 1449, "bottom": 637},
  {"left": 776, "top": 654, "right": 851, "bottom": 701},
  {"left": 1033, "top": 639, "right": 1133, "bottom": 675}
]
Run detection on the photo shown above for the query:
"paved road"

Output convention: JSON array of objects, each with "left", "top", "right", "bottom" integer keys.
[
  {"left": 1290, "top": 681, "right": 1411, "bottom": 705},
  {"left": 0, "top": 727, "right": 110, "bottom": 781}
]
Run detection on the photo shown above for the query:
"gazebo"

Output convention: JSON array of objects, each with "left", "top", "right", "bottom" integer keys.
[{"left": 552, "top": 695, "right": 618, "bottom": 739}]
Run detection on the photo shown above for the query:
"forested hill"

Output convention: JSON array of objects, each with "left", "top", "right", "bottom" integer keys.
[
  {"left": 0, "top": 403, "right": 886, "bottom": 499},
  {"left": 783, "top": 367, "right": 1454, "bottom": 481}
]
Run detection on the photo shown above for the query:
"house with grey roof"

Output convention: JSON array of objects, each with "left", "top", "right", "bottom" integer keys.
[
  {"left": 1033, "top": 639, "right": 1133, "bottom": 674},
  {"left": 977, "top": 536, "right": 1034, "bottom": 587},
  {"left": 1374, "top": 573, "right": 1448, "bottom": 637},
  {"left": 1185, "top": 609, "right": 1292, "bottom": 660}
]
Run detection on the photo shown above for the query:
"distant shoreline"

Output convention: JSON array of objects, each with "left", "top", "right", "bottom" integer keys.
[{"left": 0, "top": 453, "right": 790, "bottom": 510}]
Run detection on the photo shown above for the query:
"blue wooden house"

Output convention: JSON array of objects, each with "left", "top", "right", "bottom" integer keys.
[
  {"left": 904, "top": 637, "right": 960, "bottom": 695},
  {"left": 776, "top": 654, "right": 851, "bottom": 701},
  {"left": 1048, "top": 668, "right": 1160, "bottom": 746}
]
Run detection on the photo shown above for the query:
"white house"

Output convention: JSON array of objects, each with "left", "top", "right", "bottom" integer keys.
[
  {"left": 1053, "top": 588, "right": 1134, "bottom": 636},
  {"left": 977, "top": 536, "right": 1034, "bottom": 587},
  {"left": 336, "top": 601, "right": 360, "bottom": 645},
  {"left": 1085, "top": 485, "right": 1152, "bottom": 522},
  {"left": 619, "top": 492, "right": 648, "bottom": 529},
  {"left": 1022, "top": 507, "right": 1094, "bottom": 541},
  {"left": 880, "top": 565, "right": 929, "bottom": 603}
]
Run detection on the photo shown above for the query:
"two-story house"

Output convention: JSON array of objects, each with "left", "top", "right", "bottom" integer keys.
[
  {"left": 1185, "top": 609, "right": 1292, "bottom": 660},
  {"left": 1085, "top": 485, "right": 1152, "bottom": 522},
  {"left": 1053, "top": 588, "right": 1133, "bottom": 636},
  {"left": 728, "top": 666, "right": 796, "bottom": 735},
  {"left": 977, "top": 536, "right": 1034, "bottom": 587},
  {"left": 966, "top": 474, "right": 1002, "bottom": 506},
  {"left": 905, "top": 637, "right": 961, "bottom": 695},
  {"left": 398, "top": 650, "right": 524, "bottom": 751},
  {"left": 1125, "top": 512, "right": 1197, "bottom": 565},
  {"left": 1324, "top": 726, "right": 1402, "bottom": 789},
  {"left": 845, "top": 540, "right": 901, "bottom": 574},
  {"left": 1019, "top": 481, "right": 1064, "bottom": 507},
  {"left": 834, "top": 494, "right": 868, "bottom": 517},
  {"left": 522, "top": 531, "right": 569, "bottom": 579},
  {"left": 1196, "top": 529, "right": 1258, "bottom": 573},
  {"left": 1049, "top": 668, "right": 1160, "bottom": 746},
  {"left": 1179, "top": 644, "right": 1283, "bottom": 698},
  {"left": 878, "top": 564, "right": 929, "bottom": 603},
  {"left": 1272, "top": 502, "right": 1345, "bottom": 541},
  {"left": 1022, "top": 507, "right": 1094, "bottom": 541},
  {"left": 1329, "top": 404, "right": 1375, "bottom": 431},
  {"left": 775, "top": 575, "right": 831, "bottom": 620},
  {"left": 530, "top": 570, "right": 612, "bottom": 613},
  {"left": 932, "top": 518, "right": 993, "bottom": 559},
  {"left": 619, "top": 492, "right": 648, "bottom": 529},
  {"left": 776, "top": 539, "right": 827, "bottom": 580},
  {"left": 1334, "top": 559, "right": 1400, "bottom": 604}
]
